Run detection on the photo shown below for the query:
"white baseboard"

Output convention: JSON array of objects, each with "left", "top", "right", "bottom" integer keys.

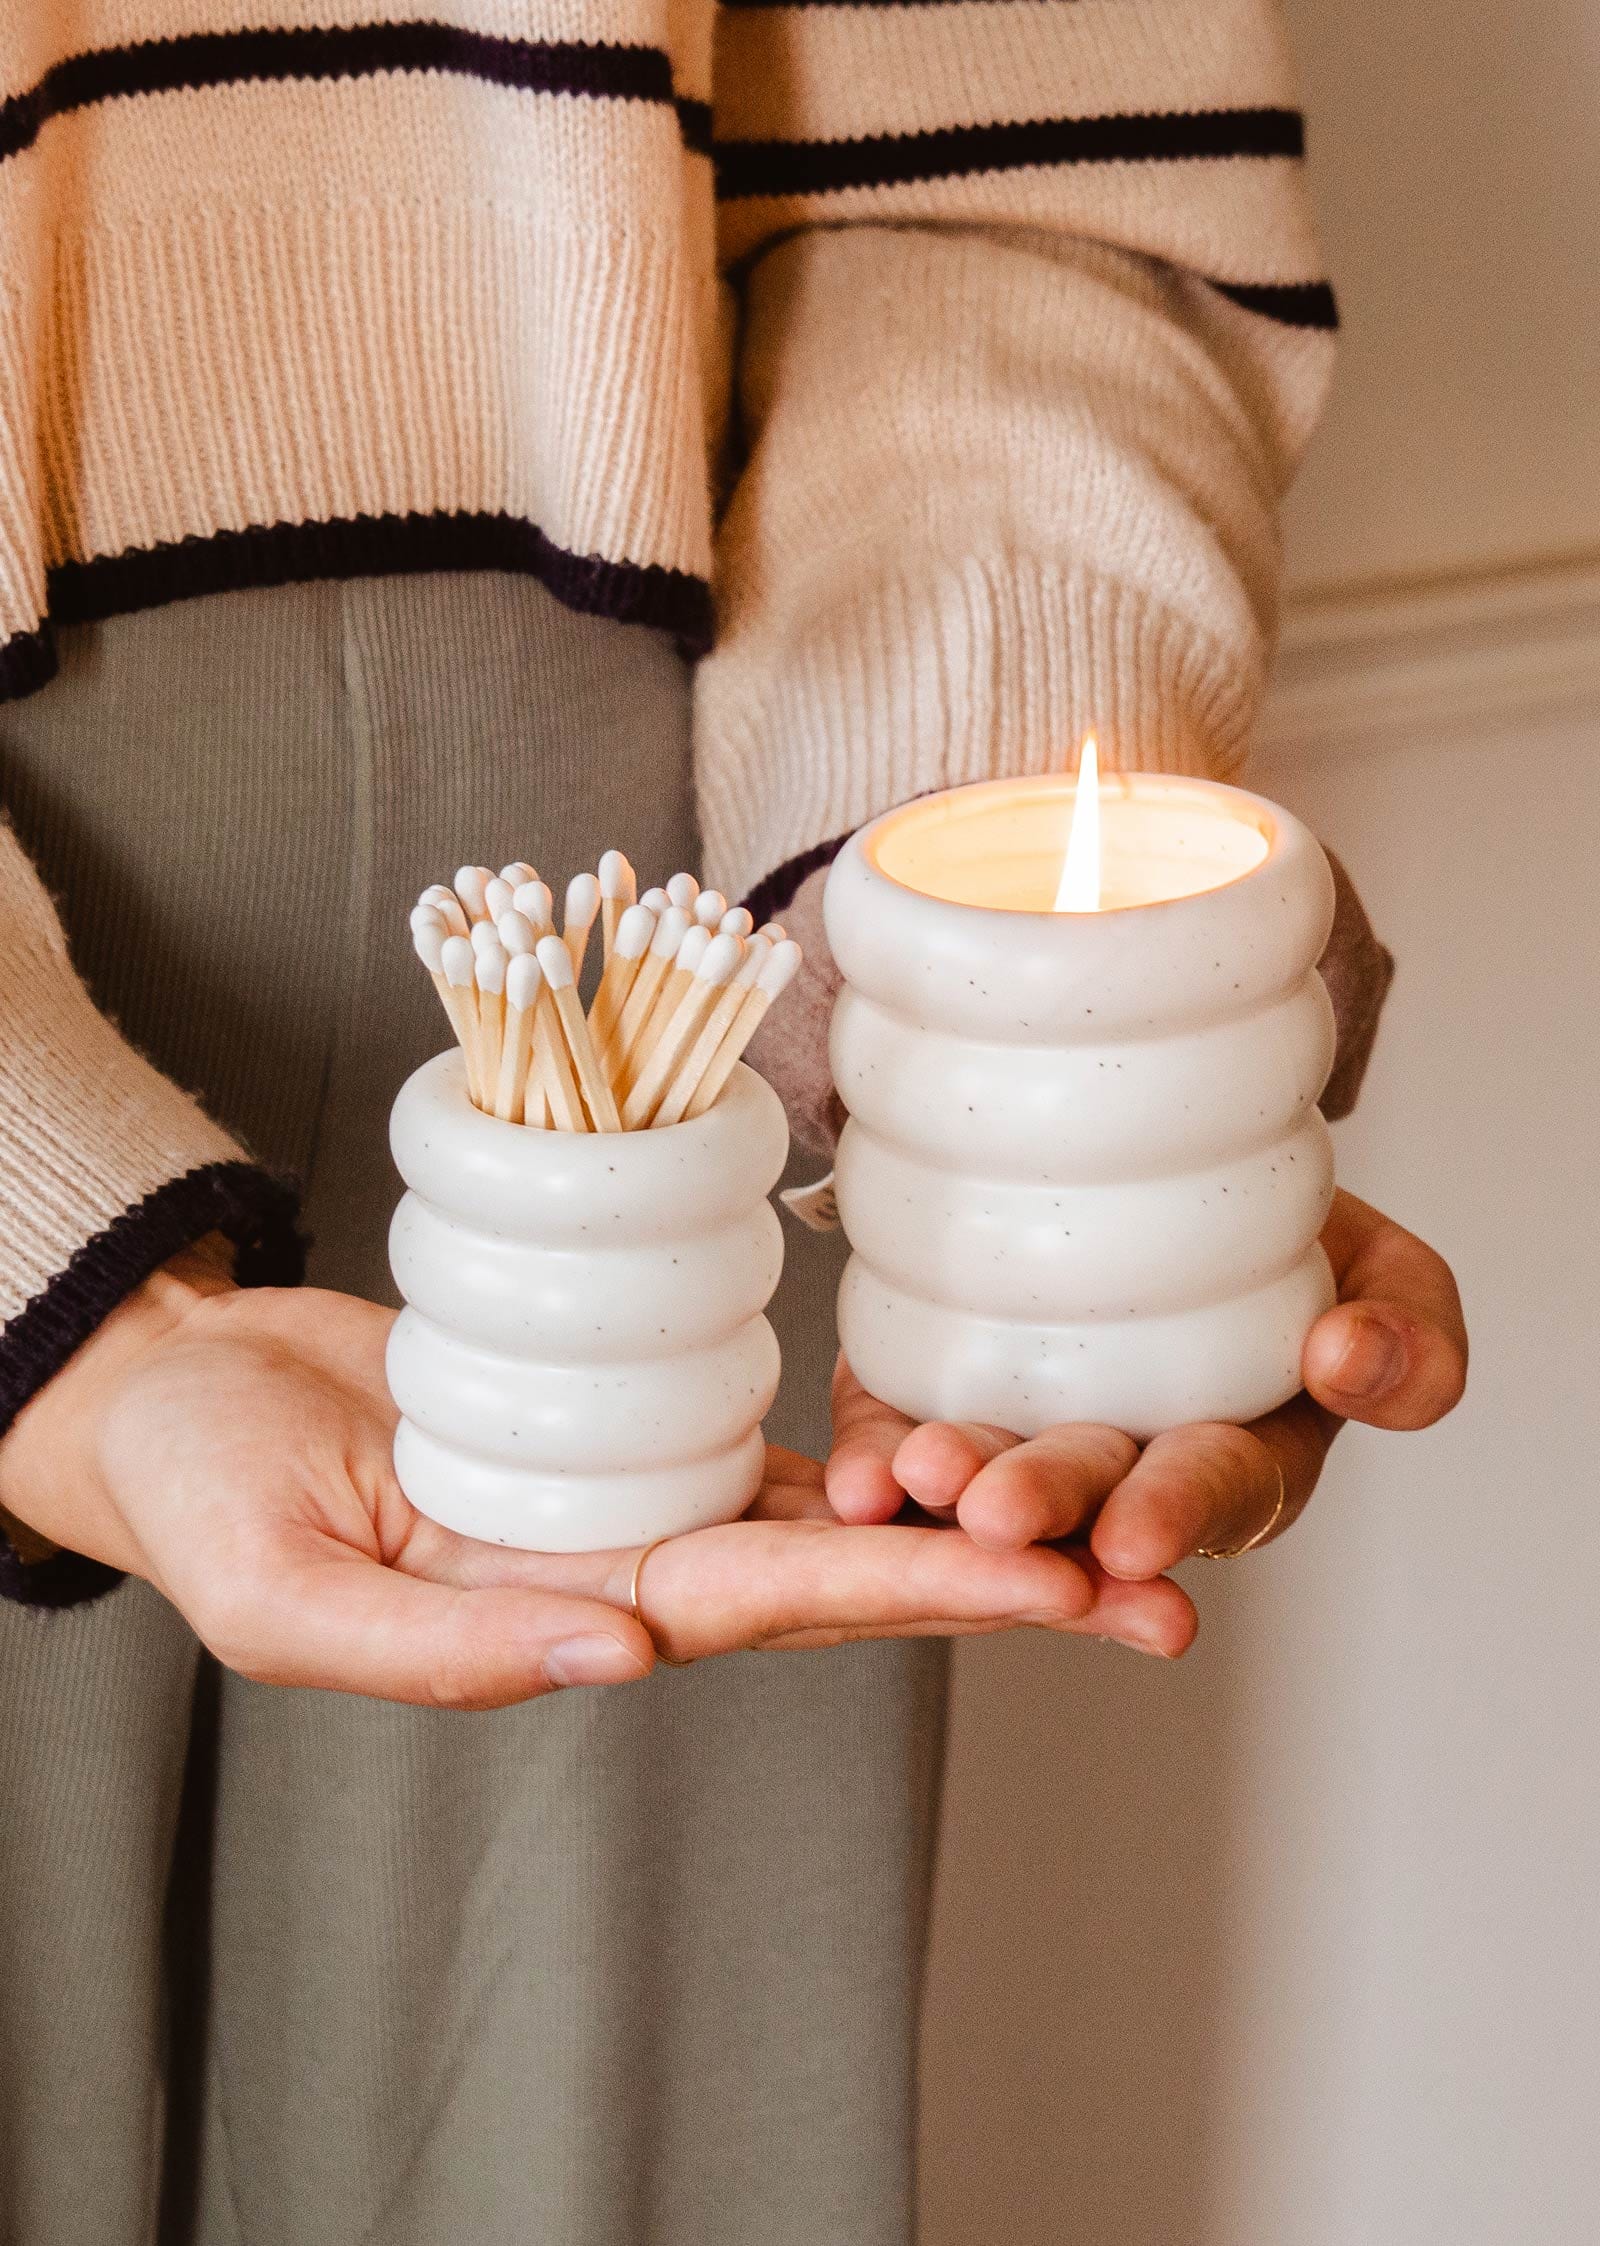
[{"left": 1259, "top": 554, "right": 1600, "bottom": 762}]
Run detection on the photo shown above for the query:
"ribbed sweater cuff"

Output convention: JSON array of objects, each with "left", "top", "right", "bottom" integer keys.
[
  {"left": 698, "top": 562, "right": 1258, "bottom": 908},
  {"left": 0, "top": 1161, "right": 306, "bottom": 1611}
]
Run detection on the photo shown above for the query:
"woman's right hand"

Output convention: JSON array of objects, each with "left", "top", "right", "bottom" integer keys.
[{"left": 0, "top": 1258, "right": 1186, "bottom": 1706}]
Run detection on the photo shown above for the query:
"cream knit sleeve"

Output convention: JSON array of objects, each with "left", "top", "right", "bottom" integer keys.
[
  {"left": 0, "top": 818, "right": 301, "bottom": 1599},
  {"left": 695, "top": 0, "right": 1338, "bottom": 905}
]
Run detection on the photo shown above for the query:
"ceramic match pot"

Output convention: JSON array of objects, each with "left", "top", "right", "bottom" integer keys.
[
  {"left": 825, "top": 773, "right": 1340, "bottom": 1441},
  {"left": 386, "top": 1053, "right": 787, "bottom": 1551}
]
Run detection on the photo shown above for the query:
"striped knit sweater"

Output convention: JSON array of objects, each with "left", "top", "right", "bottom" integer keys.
[{"left": 0, "top": 1, "right": 1337, "bottom": 1527}]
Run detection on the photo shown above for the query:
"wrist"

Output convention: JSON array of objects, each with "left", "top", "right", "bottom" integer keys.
[{"left": 0, "top": 1235, "right": 238, "bottom": 1562}]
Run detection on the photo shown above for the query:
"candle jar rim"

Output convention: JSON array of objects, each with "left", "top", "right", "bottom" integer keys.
[
  {"left": 861, "top": 771, "right": 1279, "bottom": 918},
  {"left": 390, "top": 1051, "right": 789, "bottom": 1242},
  {"left": 827, "top": 773, "right": 1335, "bottom": 1044},
  {"left": 412, "top": 1048, "right": 769, "bottom": 1149}
]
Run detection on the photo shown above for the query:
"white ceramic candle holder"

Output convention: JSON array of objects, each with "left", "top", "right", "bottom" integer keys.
[
  {"left": 825, "top": 773, "right": 1339, "bottom": 1440},
  {"left": 386, "top": 1053, "right": 787, "bottom": 1550}
]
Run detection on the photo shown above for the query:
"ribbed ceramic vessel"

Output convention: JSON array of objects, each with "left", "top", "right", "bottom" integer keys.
[
  {"left": 825, "top": 773, "right": 1339, "bottom": 1440},
  {"left": 387, "top": 1054, "right": 787, "bottom": 1551}
]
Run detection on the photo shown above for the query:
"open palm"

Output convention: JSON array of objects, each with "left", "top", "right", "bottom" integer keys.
[
  {"left": 3, "top": 1282, "right": 1183, "bottom": 1707},
  {"left": 826, "top": 1189, "right": 1467, "bottom": 1580}
]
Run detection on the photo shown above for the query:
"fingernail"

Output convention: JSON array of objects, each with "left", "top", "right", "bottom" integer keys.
[
  {"left": 544, "top": 1635, "right": 648, "bottom": 1688},
  {"left": 1331, "top": 1311, "right": 1405, "bottom": 1399},
  {"left": 1122, "top": 1629, "right": 1171, "bottom": 1658}
]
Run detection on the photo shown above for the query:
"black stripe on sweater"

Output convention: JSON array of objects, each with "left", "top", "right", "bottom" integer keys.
[
  {"left": 0, "top": 1538, "right": 124, "bottom": 1611},
  {"left": 676, "top": 96, "right": 714, "bottom": 157},
  {"left": 1210, "top": 277, "right": 1339, "bottom": 330},
  {"left": 715, "top": 105, "right": 1307, "bottom": 199},
  {"left": 0, "top": 1161, "right": 306, "bottom": 1611},
  {"left": 0, "top": 23, "right": 697, "bottom": 165},
  {"left": 0, "top": 509, "right": 713, "bottom": 705},
  {"left": 740, "top": 827, "right": 855, "bottom": 928},
  {"left": 0, "top": 624, "right": 55, "bottom": 703}
]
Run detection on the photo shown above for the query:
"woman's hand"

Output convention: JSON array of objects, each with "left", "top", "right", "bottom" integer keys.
[
  {"left": 826, "top": 1190, "right": 1467, "bottom": 1611},
  {"left": 0, "top": 1258, "right": 1163, "bottom": 1705}
]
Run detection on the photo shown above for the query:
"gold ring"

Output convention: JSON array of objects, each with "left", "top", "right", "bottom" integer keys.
[
  {"left": 627, "top": 1537, "right": 687, "bottom": 1665},
  {"left": 1197, "top": 1458, "right": 1287, "bottom": 1559}
]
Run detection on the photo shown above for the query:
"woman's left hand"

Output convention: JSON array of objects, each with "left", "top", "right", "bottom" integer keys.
[{"left": 826, "top": 1190, "right": 1467, "bottom": 1636}]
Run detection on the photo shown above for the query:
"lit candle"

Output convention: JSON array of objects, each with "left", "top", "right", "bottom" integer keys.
[
  {"left": 824, "top": 751, "right": 1339, "bottom": 1438},
  {"left": 1054, "top": 732, "right": 1102, "bottom": 912}
]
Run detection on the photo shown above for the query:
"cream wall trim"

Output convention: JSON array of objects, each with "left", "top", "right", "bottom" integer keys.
[{"left": 1260, "top": 554, "right": 1600, "bottom": 762}]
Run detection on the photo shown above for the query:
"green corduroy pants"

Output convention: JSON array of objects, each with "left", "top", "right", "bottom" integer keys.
[{"left": 0, "top": 575, "right": 947, "bottom": 2246}]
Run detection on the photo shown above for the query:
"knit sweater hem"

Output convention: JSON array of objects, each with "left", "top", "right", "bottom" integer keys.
[
  {"left": 0, "top": 180, "right": 718, "bottom": 666},
  {"left": 0, "top": 510, "right": 714, "bottom": 704}
]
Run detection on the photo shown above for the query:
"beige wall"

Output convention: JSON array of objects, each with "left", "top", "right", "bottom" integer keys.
[
  {"left": 1281, "top": 0, "right": 1600, "bottom": 594},
  {"left": 921, "top": 5, "right": 1600, "bottom": 2235}
]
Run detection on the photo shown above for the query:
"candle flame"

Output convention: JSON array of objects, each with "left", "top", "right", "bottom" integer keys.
[{"left": 1054, "top": 735, "right": 1102, "bottom": 911}]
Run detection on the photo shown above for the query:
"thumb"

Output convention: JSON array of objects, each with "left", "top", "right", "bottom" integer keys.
[
  {"left": 1306, "top": 1198, "right": 1468, "bottom": 1431},
  {"left": 192, "top": 1541, "right": 657, "bottom": 1708}
]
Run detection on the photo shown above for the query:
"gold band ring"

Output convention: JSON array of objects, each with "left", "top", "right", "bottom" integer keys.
[
  {"left": 627, "top": 1537, "right": 687, "bottom": 1665},
  {"left": 1197, "top": 1458, "right": 1287, "bottom": 1559}
]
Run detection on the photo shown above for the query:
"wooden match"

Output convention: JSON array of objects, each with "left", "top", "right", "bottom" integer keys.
[{"left": 408, "top": 857, "right": 799, "bottom": 1129}]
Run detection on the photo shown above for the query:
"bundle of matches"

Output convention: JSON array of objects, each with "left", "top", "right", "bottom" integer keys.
[{"left": 408, "top": 853, "right": 801, "bottom": 1131}]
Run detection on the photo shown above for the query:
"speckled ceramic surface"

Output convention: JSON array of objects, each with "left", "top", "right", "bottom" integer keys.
[
  {"left": 387, "top": 1055, "right": 787, "bottom": 1550},
  {"left": 825, "top": 773, "right": 1339, "bottom": 1440}
]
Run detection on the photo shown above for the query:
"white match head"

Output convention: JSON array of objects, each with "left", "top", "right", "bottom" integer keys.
[
  {"left": 506, "top": 952, "right": 543, "bottom": 1013},
  {"left": 692, "top": 888, "right": 727, "bottom": 928},
  {"left": 474, "top": 939, "right": 508, "bottom": 996},
  {"left": 666, "top": 870, "right": 700, "bottom": 910},
  {"left": 483, "top": 875, "right": 515, "bottom": 923},
  {"left": 441, "top": 934, "right": 476, "bottom": 989},
  {"left": 719, "top": 906, "right": 754, "bottom": 939},
  {"left": 497, "top": 908, "right": 537, "bottom": 956},
  {"left": 409, "top": 908, "right": 446, "bottom": 975},
  {"left": 615, "top": 902, "right": 656, "bottom": 960},
  {"left": 757, "top": 921, "right": 787, "bottom": 946},
  {"left": 697, "top": 932, "right": 743, "bottom": 986},
  {"left": 453, "top": 865, "right": 493, "bottom": 921},
  {"left": 598, "top": 849, "right": 636, "bottom": 904},
  {"left": 534, "top": 932, "right": 575, "bottom": 991},
  {"left": 674, "top": 924, "right": 711, "bottom": 977},
  {"left": 469, "top": 918, "right": 500, "bottom": 958},
  {"left": 650, "top": 904, "right": 691, "bottom": 960},
  {"left": 732, "top": 937, "right": 768, "bottom": 988},
  {"left": 421, "top": 884, "right": 470, "bottom": 938},
  {"left": 514, "top": 879, "right": 554, "bottom": 932},
  {"left": 564, "top": 872, "right": 600, "bottom": 937},
  {"left": 499, "top": 861, "right": 538, "bottom": 888},
  {"left": 639, "top": 886, "right": 670, "bottom": 915},
  {"left": 756, "top": 939, "right": 802, "bottom": 999}
]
